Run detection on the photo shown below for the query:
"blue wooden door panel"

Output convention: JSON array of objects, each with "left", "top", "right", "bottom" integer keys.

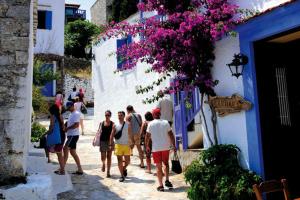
[{"left": 41, "top": 64, "right": 54, "bottom": 97}]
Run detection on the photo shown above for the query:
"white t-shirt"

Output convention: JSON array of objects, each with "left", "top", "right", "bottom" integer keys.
[
  {"left": 71, "top": 91, "right": 78, "bottom": 100},
  {"left": 147, "top": 119, "right": 171, "bottom": 152},
  {"left": 157, "top": 97, "right": 173, "bottom": 122},
  {"left": 74, "top": 102, "right": 82, "bottom": 112},
  {"left": 115, "top": 122, "right": 129, "bottom": 145},
  {"left": 67, "top": 111, "right": 81, "bottom": 136}
]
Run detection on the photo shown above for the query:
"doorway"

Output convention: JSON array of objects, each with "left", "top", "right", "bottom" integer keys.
[{"left": 254, "top": 30, "right": 300, "bottom": 199}]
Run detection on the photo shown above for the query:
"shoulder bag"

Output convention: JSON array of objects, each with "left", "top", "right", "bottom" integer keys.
[
  {"left": 114, "top": 122, "right": 125, "bottom": 140},
  {"left": 171, "top": 152, "right": 182, "bottom": 174},
  {"left": 93, "top": 122, "right": 103, "bottom": 147}
]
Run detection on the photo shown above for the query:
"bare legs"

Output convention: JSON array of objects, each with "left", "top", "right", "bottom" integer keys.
[
  {"left": 101, "top": 151, "right": 112, "bottom": 177},
  {"left": 136, "top": 144, "right": 144, "bottom": 167},
  {"left": 80, "top": 119, "right": 84, "bottom": 135},
  {"left": 63, "top": 146, "right": 83, "bottom": 173},
  {"left": 156, "top": 161, "right": 170, "bottom": 187},
  {"left": 117, "top": 155, "right": 130, "bottom": 178},
  {"left": 56, "top": 152, "right": 65, "bottom": 174},
  {"left": 45, "top": 148, "right": 50, "bottom": 163}
]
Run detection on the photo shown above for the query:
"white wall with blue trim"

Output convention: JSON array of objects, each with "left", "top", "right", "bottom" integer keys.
[
  {"left": 34, "top": 0, "right": 65, "bottom": 56},
  {"left": 92, "top": 12, "right": 170, "bottom": 126},
  {"left": 201, "top": 0, "right": 291, "bottom": 170}
]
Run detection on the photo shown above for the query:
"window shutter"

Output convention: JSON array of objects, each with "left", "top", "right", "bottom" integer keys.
[
  {"left": 117, "top": 38, "right": 127, "bottom": 69},
  {"left": 45, "top": 11, "right": 52, "bottom": 30},
  {"left": 127, "top": 35, "right": 132, "bottom": 45}
]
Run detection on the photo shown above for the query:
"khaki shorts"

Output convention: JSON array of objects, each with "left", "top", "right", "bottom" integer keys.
[{"left": 131, "top": 134, "right": 141, "bottom": 146}]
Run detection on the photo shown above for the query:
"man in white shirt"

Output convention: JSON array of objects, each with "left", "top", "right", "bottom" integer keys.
[
  {"left": 157, "top": 95, "right": 173, "bottom": 126},
  {"left": 146, "top": 108, "right": 176, "bottom": 192},
  {"left": 63, "top": 102, "right": 83, "bottom": 175}
]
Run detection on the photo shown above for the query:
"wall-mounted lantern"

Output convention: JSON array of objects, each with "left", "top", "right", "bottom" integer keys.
[
  {"left": 226, "top": 53, "right": 249, "bottom": 78},
  {"left": 85, "top": 46, "right": 95, "bottom": 60}
]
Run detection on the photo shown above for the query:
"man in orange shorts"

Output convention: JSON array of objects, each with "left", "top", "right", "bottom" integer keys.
[{"left": 146, "top": 108, "right": 176, "bottom": 191}]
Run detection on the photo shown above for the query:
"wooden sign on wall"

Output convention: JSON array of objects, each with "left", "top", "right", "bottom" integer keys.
[{"left": 205, "top": 94, "right": 252, "bottom": 117}]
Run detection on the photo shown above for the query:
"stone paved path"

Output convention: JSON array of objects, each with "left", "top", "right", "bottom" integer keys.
[{"left": 56, "top": 134, "right": 189, "bottom": 200}]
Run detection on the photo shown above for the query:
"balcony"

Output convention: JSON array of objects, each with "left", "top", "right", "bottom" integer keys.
[{"left": 65, "top": 8, "right": 86, "bottom": 21}]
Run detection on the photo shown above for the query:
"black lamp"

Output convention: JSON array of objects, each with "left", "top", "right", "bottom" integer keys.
[
  {"left": 226, "top": 53, "right": 248, "bottom": 78},
  {"left": 85, "top": 46, "right": 95, "bottom": 60}
]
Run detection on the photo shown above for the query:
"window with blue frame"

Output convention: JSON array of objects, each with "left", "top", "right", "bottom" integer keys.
[
  {"left": 37, "top": 10, "right": 52, "bottom": 30},
  {"left": 116, "top": 35, "right": 132, "bottom": 69}
]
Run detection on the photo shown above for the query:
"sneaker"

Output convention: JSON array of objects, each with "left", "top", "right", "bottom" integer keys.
[
  {"left": 119, "top": 176, "right": 125, "bottom": 182},
  {"left": 165, "top": 180, "right": 173, "bottom": 188},
  {"left": 123, "top": 169, "right": 127, "bottom": 177}
]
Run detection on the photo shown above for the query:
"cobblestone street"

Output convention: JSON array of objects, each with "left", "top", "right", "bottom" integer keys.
[{"left": 53, "top": 116, "right": 188, "bottom": 200}]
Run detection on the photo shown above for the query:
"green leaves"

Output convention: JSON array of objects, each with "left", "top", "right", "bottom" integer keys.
[
  {"left": 65, "top": 20, "right": 103, "bottom": 58},
  {"left": 184, "top": 144, "right": 262, "bottom": 200},
  {"left": 33, "top": 60, "right": 60, "bottom": 86},
  {"left": 31, "top": 122, "right": 47, "bottom": 142}
]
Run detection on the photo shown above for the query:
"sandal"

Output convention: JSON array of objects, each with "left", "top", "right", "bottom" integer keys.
[
  {"left": 140, "top": 164, "right": 145, "bottom": 169},
  {"left": 106, "top": 173, "right": 111, "bottom": 178},
  {"left": 157, "top": 186, "right": 164, "bottom": 192},
  {"left": 72, "top": 171, "right": 83, "bottom": 175},
  {"left": 101, "top": 165, "right": 105, "bottom": 172},
  {"left": 54, "top": 170, "right": 65, "bottom": 175}
]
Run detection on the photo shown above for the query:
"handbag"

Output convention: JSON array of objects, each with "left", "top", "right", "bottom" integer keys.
[
  {"left": 93, "top": 122, "right": 103, "bottom": 147},
  {"left": 81, "top": 103, "right": 88, "bottom": 114},
  {"left": 171, "top": 152, "right": 182, "bottom": 174},
  {"left": 46, "top": 117, "right": 61, "bottom": 147},
  {"left": 114, "top": 122, "right": 125, "bottom": 139}
]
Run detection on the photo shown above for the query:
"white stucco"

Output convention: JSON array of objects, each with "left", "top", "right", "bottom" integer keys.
[
  {"left": 34, "top": 0, "right": 65, "bottom": 56},
  {"left": 92, "top": 12, "right": 170, "bottom": 125},
  {"left": 92, "top": 39, "right": 168, "bottom": 125}
]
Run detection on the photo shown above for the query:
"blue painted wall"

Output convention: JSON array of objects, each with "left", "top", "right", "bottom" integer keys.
[{"left": 237, "top": 1, "right": 300, "bottom": 178}]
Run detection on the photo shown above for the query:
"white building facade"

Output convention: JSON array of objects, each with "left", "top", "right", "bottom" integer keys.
[
  {"left": 34, "top": 0, "right": 65, "bottom": 97},
  {"left": 93, "top": 0, "right": 300, "bottom": 196}
]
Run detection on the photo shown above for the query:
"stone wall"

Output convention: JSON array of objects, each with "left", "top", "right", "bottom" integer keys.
[
  {"left": 0, "top": 0, "right": 33, "bottom": 183},
  {"left": 91, "top": 0, "right": 109, "bottom": 26},
  {"left": 63, "top": 74, "right": 94, "bottom": 103}
]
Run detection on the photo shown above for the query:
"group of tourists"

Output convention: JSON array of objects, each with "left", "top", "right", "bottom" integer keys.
[
  {"left": 95, "top": 102, "right": 176, "bottom": 192},
  {"left": 44, "top": 91, "right": 177, "bottom": 191}
]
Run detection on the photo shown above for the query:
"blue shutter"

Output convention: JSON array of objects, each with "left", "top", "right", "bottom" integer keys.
[
  {"left": 117, "top": 38, "right": 127, "bottom": 69},
  {"left": 127, "top": 35, "right": 132, "bottom": 45},
  {"left": 45, "top": 11, "right": 52, "bottom": 30},
  {"left": 41, "top": 64, "right": 54, "bottom": 97}
]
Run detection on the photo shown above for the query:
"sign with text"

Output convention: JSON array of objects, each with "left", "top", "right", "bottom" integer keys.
[{"left": 205, "top": 94, "right": 252, "bottom": 117}]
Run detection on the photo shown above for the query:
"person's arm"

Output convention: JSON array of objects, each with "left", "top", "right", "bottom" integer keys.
[
  {"left": 145, "top": 132, "right": 151, "bottom": 152},
  {"left": 128, "top": 123, "right": 134, "bottom": 148},
  {"left": 66, "top": 122, "right": 79, "bottom": 131},
  {"left": 45, "top": 115, "right": 55, "bottom": 135},
  {"left": 168, "top": 130, "right": 176, "bottom": 152},
  {"left": 138, "top": 114, "right": 143, "bottom": 128},
  {"left": 140, "top": 122, "right": 146, "bottom": 137},
  {"left": 110, "top": 125, "right": 116, "bottom": 146}
]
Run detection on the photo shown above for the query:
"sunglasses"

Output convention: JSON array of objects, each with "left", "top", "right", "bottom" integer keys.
[{"left": 105, "top": 114, "right": 111, "bottom": 117}]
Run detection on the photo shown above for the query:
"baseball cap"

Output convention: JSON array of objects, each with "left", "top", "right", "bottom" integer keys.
[
  {"left": 152, "top": 108, "right": 161, "bottom": 117},
  {"left": 66, "top": 102, "right": 74, "bottom": 108}
]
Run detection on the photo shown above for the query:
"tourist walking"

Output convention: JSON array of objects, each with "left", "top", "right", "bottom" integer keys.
[
  {"left": 110, "top": 111, "right": 134, "bottom": 182},
  {"left": 140, "top": 111, "right": 154, "bottom": 174},
  {"left": 125, "top": 105, "right": 144, "bottom": 168},
  {"left": 146, "top": 108, "right": 176, "bottom": 191},
  {"left": 74, "top": 97, "right": 85, "bottom": 135},
  {"left": 45, "top": 104, "right": 66, "bottom": 175},
  {"left": 64, "top": 102, "right": 83, "bottom": 175},
  {"left": 156, "top": 95, "right": 173, "bottom": 126},
  {"left": 78, "top": 88, "right": 85, "bottom": 103},
  {"left": 99, "top": 110, "right": 114, "bottom": 178},
  {"left": 68, "top": 86, "right": 78, "bottom": 103}
]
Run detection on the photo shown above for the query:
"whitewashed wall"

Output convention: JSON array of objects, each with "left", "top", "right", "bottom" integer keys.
[
  {"left": 202, "top": 0, "right": 291, "bottom": 168},
  {"left": 92, "top": 12, "right": 170, "bottom": 126},
  {"left": 92, "top": 39, "right": 170, "bottom": 126},
  {"left": 34, "top": 0, "right": 64, "bottom": 56}
]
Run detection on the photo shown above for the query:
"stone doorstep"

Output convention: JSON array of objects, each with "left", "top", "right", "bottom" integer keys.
[
  {"left": 0, "top": 150, "right": 73, "bottom": 200},
  {"left": 0, "top": 175, "right": 56, "bottom": 200}
]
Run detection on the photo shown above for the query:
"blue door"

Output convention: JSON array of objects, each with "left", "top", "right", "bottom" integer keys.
[{"left": 41, "top": 63, "right": 55, "bottom": 97}]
